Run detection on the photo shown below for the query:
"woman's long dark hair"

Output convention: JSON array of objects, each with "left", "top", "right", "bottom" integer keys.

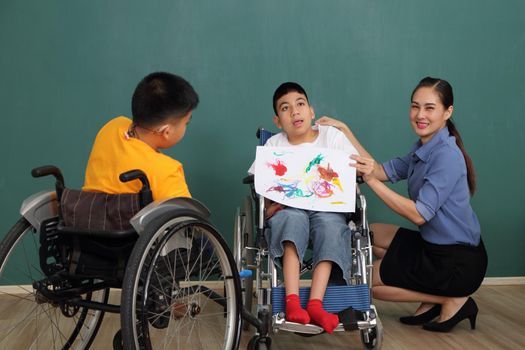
[{"left": 411, "top": 77, "right": 476, "bottom": 195}]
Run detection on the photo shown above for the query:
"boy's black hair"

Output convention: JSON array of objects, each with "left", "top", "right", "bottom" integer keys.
[
  {"left": 272, "top": 82, "right": 309, "bottom": 115},
  {"left": 131, "top": 72, "right": 199, "bottom": 127}
]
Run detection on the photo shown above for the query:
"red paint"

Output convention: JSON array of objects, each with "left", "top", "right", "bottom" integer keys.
[
  {"left": 317, "top": 164, "right": 338, "bottom": 181},
  {"left": 268, "top": 160, "right": 288, "bottom": 176}
]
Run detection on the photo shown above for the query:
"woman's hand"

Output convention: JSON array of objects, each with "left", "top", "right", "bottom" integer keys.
[
  {"left": 350, "top": 154, "right": 377, "bottom": 182},
  {"left": 315, "top": 116, "right": 350, "bottom": 133}
]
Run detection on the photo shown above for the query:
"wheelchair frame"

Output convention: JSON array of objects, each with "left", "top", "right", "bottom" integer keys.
[
  {"left": 233, "top": 128, "right": 383, "bottom": 349},
  {"left": 0, "top": 166, "right": 243, "bottom": 350}
]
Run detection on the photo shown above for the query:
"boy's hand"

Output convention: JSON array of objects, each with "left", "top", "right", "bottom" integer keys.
[{"left": 265, "top": 202, "right": 284, "bottom": 219}]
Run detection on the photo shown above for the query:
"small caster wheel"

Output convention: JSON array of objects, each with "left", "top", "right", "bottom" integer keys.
[
  {"left": 247, "top": 335, "right": 272, "bottom": 350},
  {"left": 113, "top": 329, "right": 123, "bottom": 350}
]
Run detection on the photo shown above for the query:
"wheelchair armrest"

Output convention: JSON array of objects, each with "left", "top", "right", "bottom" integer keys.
[
  {"left": 120, "top": 169, "right": 149, "bottom": 185},
  {"left": 243, "top": 175, "right": 254, "bottom": 184}
]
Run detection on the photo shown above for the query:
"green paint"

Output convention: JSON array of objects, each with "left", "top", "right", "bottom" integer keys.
[{"left": 305, "top": 154, "right": 324, "bottom": 173}]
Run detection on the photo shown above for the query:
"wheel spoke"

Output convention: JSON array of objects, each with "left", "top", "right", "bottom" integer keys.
[
  {"left": 123, "top": 219, "right": 240, "bottom": 349},
  {"left": 0, "top": 218, "right": 107, "bottom": 349}
]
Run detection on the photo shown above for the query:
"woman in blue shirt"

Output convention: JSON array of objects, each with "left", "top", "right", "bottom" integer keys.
[{"left": 316, "top": 77, "right": 487, "bottom": 333}]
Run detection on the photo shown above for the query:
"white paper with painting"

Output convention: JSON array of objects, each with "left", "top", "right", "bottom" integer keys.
[{"left": 254, "top": 146, "right": 356, "bottom": 212}]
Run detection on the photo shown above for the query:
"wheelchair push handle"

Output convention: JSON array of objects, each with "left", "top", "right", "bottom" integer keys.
[
  {"left": 31, "top": 165, "right": 66, "bottom": 201},
  {"left": 31, "top": 165, "right": 65, "bottom": 186},
  {"left": 119, "top": 169, "right": 153, "bottom": 205}
]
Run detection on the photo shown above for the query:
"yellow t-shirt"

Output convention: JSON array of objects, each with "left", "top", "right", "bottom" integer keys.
[{"left": 83, "top": 116, "right": 191, "bottom": 200}]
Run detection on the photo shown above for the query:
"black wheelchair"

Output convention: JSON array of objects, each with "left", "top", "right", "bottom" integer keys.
[
  {"left": 0, "top": 166, "right": 242, "bottom": 349},
  {"left": 232, "top": 128, "right": 383, "bottom": 349}
]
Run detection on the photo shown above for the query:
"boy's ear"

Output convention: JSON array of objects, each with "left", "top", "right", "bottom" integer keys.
[
  {"left": 273, "top": 115, "right": 282, "bottom": 129},
  {"left": 158, "top": 124, "right": 170, "bottom": 139},
  {"left": 310, "top": 106, "right": 315, "bottom": 120}
]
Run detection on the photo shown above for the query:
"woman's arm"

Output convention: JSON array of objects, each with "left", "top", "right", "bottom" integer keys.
[
  {"left": 316, "top": 116, "right": 388, "bottom": 181},
  {"left": 367, "top": 178, "right": 426, "bottom": 226},
  {"left": 351, "top": 154, "right": 426, "bottom": 226}
]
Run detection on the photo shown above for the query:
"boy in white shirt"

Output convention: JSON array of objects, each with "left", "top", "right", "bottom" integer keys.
[{"left": 252, "top": 82, "right": 360, "bottom": 333}]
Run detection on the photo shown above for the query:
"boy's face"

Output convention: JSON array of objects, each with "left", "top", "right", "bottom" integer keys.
[{"left": 273, "top": 91, "right": 316, "bottom": 144}]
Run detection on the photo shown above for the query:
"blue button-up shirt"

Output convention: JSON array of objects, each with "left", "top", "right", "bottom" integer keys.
[{"left": 382, "top": 127, "right": 481, "bottom": 246}]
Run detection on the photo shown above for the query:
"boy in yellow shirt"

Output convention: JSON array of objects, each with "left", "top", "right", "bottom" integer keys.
[{"left": 83, "top": 72, "right": 198, "bottom": 200}]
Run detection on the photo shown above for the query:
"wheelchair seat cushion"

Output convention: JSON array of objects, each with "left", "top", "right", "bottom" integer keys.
[{"left": 60, "top": 188, "right": 141, "bottom": 232}]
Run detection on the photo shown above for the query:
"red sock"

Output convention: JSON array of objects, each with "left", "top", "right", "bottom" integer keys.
[
  {"left": 285, "top": 294, "right": 310, "bottom": 324},
  {"left": 307, "top": 299, "right": 339, "bottom": 334}
]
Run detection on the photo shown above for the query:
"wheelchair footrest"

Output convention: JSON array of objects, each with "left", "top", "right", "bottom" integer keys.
[
  {"left": 273, "top": 311, "right": 373, "bottom": 334},
  {"left": 273, "top": 315, "right": 325, "bottom": 334},
  {"left": 271, "top": 285, "right": 370, "bottom": 315}
]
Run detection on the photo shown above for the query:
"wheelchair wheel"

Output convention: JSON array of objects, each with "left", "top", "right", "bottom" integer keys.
[
  {"left": 233, "top": 196, "right": 255, "bottom": 330},
  {"left": 121, "top": 214, "right": 242, "bottom": 349},
  {"left": 360, "top": 316, "right": 383, "bottom": 350},
  {"left": 247, "top": 335, "right": 271, "bottom": 350},
  {"left": 0, "top": 217, "right": 108, "bottom": 349}
]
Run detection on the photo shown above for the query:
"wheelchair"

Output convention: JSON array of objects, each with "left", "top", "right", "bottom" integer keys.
[
  {"left": 0, "top": 166, "right": 242, "bottom": 349},
  {"left": 233, "top": 128, "right": 383, "bottom": 349}
]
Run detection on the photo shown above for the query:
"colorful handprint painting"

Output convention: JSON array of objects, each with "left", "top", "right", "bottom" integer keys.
[{"left": 254, "top": 146, "right": 356, "bottom": 212}]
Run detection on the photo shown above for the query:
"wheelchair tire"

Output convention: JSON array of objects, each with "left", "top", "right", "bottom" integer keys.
[
  {"left": 360, "top": 315, "right": 383, "bottom": 350},
  {"left": 121, "top": 214, "right": 242, "bottom": 350},
  {"left": 0, "top": 217, "right": 108, "bottom": 350},
  {"left": 233, "top": 196, "right": 255, "bottom": 331},
  {"left": 247, "top": 335, "right": 271, "bottom": 350}
]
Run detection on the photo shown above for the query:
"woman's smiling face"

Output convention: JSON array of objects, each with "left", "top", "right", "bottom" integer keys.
[{"left": 410, "top": 86, "right": 453, "bottom": 144}]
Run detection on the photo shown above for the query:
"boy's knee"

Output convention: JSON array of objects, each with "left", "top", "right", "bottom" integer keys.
[{"left": 269, "top": 208, "right": 308, "bottom": 230}]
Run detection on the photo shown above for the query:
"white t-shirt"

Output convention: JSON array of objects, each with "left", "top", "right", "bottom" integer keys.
[{"left": 248, "top": 125, "right": 358, "bottom": 174}]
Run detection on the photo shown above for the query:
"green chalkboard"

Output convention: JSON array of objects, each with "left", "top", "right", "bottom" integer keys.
[{"left": 1, "top": 0, "right": 524, "bottom": 277}]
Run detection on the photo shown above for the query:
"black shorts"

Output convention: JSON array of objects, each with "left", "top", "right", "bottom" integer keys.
[{"left": 380, "top": 227, "right": 488, "bottom": 297}]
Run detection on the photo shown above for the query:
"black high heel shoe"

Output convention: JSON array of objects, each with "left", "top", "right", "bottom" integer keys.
[
  {"left": 399, "top": 304, "right": 441, "bottom": 325},
  {"left": 423, "top": 297, "right": 478, "bottom": 333}
]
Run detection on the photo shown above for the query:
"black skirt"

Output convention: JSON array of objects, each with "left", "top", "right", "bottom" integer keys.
[{"left": 380, "top": 228, "right": 488, "bottom": 297}]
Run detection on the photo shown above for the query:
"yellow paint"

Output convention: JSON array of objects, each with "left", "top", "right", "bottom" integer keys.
[{"left": 332, "top": 177, "right": 343, "bottom": 191}]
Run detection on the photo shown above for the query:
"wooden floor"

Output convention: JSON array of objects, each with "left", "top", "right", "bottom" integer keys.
[{"left": 90, "top": 284, "right": 525, "bottom": 350}]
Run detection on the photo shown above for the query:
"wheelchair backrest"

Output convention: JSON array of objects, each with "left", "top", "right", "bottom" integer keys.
[
  {"left": 60, "top": 188, "right": 141, "bottom": 233},
  {"left": 31, "top": 165, "right": 153, "bottom": 235},
  {"left": 257, "top": 128, "right": 276, "bottom": 146}
]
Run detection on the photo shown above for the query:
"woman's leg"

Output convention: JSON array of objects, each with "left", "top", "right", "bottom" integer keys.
[
  {"left": 373, "top": 258, "right": 469, "bottom": 321},
  {"left": 370, "top": 223, "right": 399, "bottom": 258},
  {"left": 373, "top": 285, "right": 469, "bottom": 322}
]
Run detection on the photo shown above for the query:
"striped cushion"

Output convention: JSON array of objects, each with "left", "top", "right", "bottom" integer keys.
[{"left": 60, "top": 188, "right": 141, "bottom": 232}]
